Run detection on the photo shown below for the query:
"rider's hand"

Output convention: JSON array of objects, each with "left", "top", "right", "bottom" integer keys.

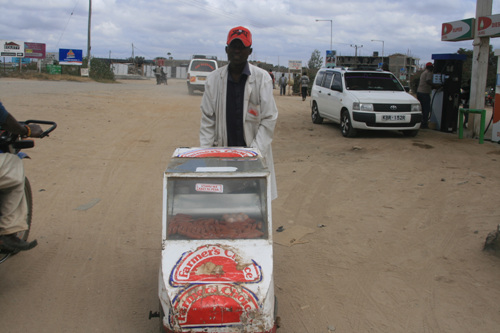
[{"left": 27, "top": 124, "right": 43, "bottom": 138}]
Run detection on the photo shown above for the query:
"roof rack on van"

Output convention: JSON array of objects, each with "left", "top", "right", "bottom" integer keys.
[{"left": 192, "top": 55, "right": 218, "bottom": 60}]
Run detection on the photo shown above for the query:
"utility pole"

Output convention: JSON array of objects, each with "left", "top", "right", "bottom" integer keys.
[
  {"left": 87, "top": 0, "right": 92, "bottom": 72},
  {"left": 468, "top": 0, "right": 492, "bottom": 138},
  {"left": 350, "top": 44, "right": 363, "bottom": 67}
]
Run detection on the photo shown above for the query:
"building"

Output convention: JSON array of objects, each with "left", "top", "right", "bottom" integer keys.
[{"left": 335, "top": 52, "right": 420, "bottom": 85}]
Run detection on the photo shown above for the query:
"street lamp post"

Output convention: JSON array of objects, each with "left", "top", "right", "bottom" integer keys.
[
  {"left": 315, "top": 19, "right": 332, "bottom": 51},
  {"left": 350, "top": 44, "right": 363, "bottom": 67},
  {"left": 371, "top": 39, "right": 384, "bottom": 57}
]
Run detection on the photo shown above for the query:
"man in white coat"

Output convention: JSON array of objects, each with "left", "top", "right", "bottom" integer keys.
[{"left": 199, "top": 26, "right": 278, "bottom": 200}]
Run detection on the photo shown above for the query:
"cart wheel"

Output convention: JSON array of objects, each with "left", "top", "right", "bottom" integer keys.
[
  {"left": 0, "top": 177, "right": 33, "bottom": 264},
  {"left": 158, "top": 302, "right": 165, "bottom": 333}
]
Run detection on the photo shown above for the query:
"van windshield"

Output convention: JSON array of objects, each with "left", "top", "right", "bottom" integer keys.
[
  {"left": 190, "top": 60, "right": 217, "bottom": 72},
  {"left": 345, "top": 72, "right": 404, "bottom": 91}
]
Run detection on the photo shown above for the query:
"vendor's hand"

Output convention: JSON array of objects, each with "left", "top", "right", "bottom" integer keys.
[{"left": 28, "top": 124, "right": 43, "bottom": 137}]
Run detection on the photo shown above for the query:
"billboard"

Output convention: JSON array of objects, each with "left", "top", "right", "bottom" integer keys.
[
  {"left": 24, "top": 42, "right": 46, "bottom": 59},
  {"left": 441, "top": 19, "right": 475, "bottom": 41},
  {"left": 59, "top": 48, "right": 83, "bottom": 65},
  {"left": 288, "top": 60, "right": 302, "bottom": 70},
  {"left": 326, "top": 50, "right": 336, "bottom": 68},
  {"left": 0, "top": 40, "right": 24, "bottom": 57}
]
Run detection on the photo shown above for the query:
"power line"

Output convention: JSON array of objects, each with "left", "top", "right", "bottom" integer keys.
[{"left": 56, "top": 0, "right": 80, "bottom": 49}]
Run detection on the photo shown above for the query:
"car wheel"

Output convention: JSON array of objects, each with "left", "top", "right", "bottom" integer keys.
[
  {"left": 341, "top": 110, "right": 356, "bottom": 137},
  {"left": 402, "top": 129, "right": 419, "bottom": 137},
  {"left": 311, "top": 103, "right": 323, "bottom": 124},
  {"left": 188, "top": 85, "right": 194, "bottom": 95}
]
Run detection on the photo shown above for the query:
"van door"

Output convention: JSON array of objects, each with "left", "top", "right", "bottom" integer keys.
[
  {"left": 329, "top": 72, "right": 344, "bottom": 122},
  {"left": 317, "top": 71, "right": 334, "bottom": 119}
]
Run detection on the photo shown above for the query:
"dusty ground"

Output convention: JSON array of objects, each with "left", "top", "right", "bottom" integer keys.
[{"left": 1, "top": 77, "right": 500, "bottom": 333}]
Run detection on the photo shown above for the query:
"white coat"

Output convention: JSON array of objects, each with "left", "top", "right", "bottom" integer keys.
[{"left": 200, "top": 63, "right": 278, "bottom": 200}]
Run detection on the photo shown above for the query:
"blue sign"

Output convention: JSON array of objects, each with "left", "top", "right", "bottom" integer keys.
[
  {"left": 326, "top": 50, "right": 336, "bottom": 68},
  {"left": 12, "top": 57, "right": 31, "bottom": 64},
  {"left": 59, "top": 48, "right": 83, "bottom": 65}
]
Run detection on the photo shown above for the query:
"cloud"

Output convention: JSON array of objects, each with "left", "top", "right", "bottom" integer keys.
[{"left": 1, "top": 0, "right": 500, "bottom": 65}]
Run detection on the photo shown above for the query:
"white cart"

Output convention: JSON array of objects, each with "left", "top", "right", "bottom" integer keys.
[{"left": 158, "top": 147, "right": 278, "bottom": 333}]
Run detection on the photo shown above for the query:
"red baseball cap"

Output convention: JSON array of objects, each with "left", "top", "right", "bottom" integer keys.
[
  {"left": 227, "top": 26, "right": 252, "bottom": 47},
  {"left": 426, "top": 62, "right": 433, "bottom": 67}
]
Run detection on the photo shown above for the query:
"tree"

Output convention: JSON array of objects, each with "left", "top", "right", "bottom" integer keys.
[
  {"left": 127, "top": 56, "right": 145, "bottom": 67},
  {"left": 457, "top": 46, "right": 497, "bottom": 88},
  {"left": 308, "top": 49, "right": 323, "bottom": 71},
  {"left": 305, "top": 49, "right": 324, "bottom": 94}
]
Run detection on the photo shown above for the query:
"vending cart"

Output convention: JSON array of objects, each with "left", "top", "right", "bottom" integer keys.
[{"left": 158, "top": 147, "right": 278, "bottom": 333}]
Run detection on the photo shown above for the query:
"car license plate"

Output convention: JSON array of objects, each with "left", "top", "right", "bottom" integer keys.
[
  {"left": 381, "top": 114, "right": 407, "bottom": 121},
  {"left": 198, "top": 77, "right": 206, "bottom": 81}
]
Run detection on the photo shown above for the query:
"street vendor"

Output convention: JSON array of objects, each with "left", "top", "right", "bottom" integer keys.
[{"left": 199, "top": 26, "right": 278, "bottom": 200}]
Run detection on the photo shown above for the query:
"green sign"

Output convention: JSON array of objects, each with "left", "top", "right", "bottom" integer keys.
[{"left": 46, "top": 65, "right": 61, "bottom": 74}]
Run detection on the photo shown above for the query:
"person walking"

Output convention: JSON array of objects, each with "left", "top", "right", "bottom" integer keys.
[
  {"left": 417, "top": 62, "right": 434, "bottom": 128},
  {"left": 279, "top": 73, "right": 287, "bottom": 96},
  {"left": 269, "top": 69, "right": 275, "bottom": 89},
  {"left": 300, "top": 72, "right": 310, "bottom": 101},
  {"left": 199, "top": 26, "right": 278, "bottom": 200},
  {"left": 154, "top": 66, "right": 162, "bottom": 85}
]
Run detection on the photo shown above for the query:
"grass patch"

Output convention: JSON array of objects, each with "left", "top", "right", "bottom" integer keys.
[{"left": 0, "top": 71, "right": 117, "bottom": 83}]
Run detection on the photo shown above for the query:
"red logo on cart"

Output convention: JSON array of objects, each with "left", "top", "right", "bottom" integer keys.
[
  {"left": 195, "top": 183, "right": 223, "bottom": 193},
  {"left": 172, "top": 284, "right": 259, "bottom": 327},
  {"left": 170, "top": 245, "right": 262, "bottom": 286},
  {"left": 177, "top": 148, "right": 258, "bottom": 158}
]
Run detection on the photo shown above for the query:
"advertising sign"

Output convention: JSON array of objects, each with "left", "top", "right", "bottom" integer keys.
[
  {"left": 170, "top": 244, "right": 262, "bottom": 286},
  {"left": 0, "top": 40, "right": 24, "bottom": 57},
  {"left": 46, "top": 65, "right": 62, "bottom": 74},
  {"left": 477, "top": 14, "right": 500, "bottom": 38},
  {"left": 441, "top": 19, "right": 475, "bottom": 41},
  {"left": 59, "top": 48, "right": 83, "bottom": 65},
  {"left": 24, "top": 42, "right": 46, "bottom": 59},
  {"left": 288, "top": 60, "right": 302, "bottom": 70},
  {"left": 326, "top": 50, "right": 336, "bottom": 68},
  {"left": 171, "top": 283, "right": 259, "bottom": 328},
  {"left": 12, "top": 57, "right": 30, "bottom": 64}
]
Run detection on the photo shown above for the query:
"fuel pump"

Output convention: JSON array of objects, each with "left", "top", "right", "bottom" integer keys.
[{"left": 429, "top": 53, "right": 467, "bottom": 132}]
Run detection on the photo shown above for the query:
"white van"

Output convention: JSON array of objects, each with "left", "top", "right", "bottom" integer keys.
[
  {"left": 310, "top": 68, "right": 422, "bottom": 137},
  {"left": 186, "top": 56, "right": 218, "bottom": 95}
]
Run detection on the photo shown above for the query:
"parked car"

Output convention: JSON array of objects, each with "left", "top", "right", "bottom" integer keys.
[
  {"left": 186, "top": 56, "right": 218, "bottom": 95},
  {"left": 310, "top": 68, "right": 422, "bottom": 137}
]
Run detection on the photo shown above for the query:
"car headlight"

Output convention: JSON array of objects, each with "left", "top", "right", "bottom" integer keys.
[
  {"left": 411, "top": 104, "right": 422, "bottom": 111},
  {"left": 353, "top": 102, "right": 373, "bottom": 111}
]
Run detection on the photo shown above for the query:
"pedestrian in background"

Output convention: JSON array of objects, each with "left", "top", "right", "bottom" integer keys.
[
  {"left": 269, "top": 69, "right": 275, "bottom": 89},
  {"left": 417, "top": 62, "right": 434, "bottom": 129},
  {"left": 300, "top": 72, "right": 310, "bottom": 101},
  {"left": 279, "top": 73, "right": 287, "bottom": 96}
]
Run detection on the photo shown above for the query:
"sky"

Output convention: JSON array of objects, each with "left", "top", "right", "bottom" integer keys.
[{"left": 2, "top": 0, "right": 500, "bottom": 68}]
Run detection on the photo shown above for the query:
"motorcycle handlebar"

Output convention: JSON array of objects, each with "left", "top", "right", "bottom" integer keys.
[{"left": 24, "top": 120, "right": 57, "bottom": 138}]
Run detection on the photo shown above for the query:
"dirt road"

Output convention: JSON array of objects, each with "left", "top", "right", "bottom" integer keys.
[{"left": 1, "top": 77, "right": 500, "bottom": 333}]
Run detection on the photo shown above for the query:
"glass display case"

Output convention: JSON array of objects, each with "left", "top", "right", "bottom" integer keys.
[{"left": 163, "top": 148, "right": 270, "bottom": 241}]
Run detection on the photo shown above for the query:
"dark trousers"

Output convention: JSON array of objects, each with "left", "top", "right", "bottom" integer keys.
[
  {"left": 301, "top": 87, "right": 308, "bottom": 100},
  {"left": 280, "top": 84, "right": 286, "bottom": 95},
  {"left": 417, "top": 92, "right": 430, "bottom": 127}
]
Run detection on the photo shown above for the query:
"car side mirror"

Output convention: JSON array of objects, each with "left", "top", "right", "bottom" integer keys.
[{"left": 404, "top": 86, "right": 410, "bottom": 92}]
